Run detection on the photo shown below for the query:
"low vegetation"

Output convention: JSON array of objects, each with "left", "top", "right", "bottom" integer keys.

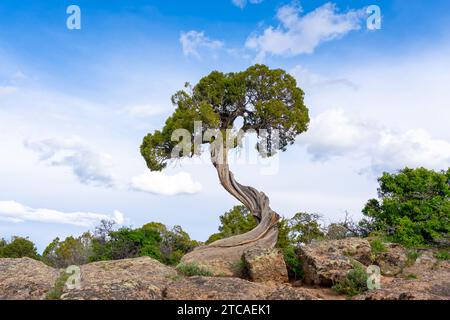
[
  {"left": 370, "top": 239, "right": 388, "bottom": 255},
  {"left": 332, "top": 260, "right": 368, "bottom": 298},
  {"left": 176, "top": 262, "right": 213, "bottom": 277},
  {"left": 405, "top": 250, "right": 421, "bottom": 267},
  {"left": 45, "top": 271, "right": 71, "bottom": 300},
  {"left": 435, "top": 250, "right": 450, "bottom": 261}
]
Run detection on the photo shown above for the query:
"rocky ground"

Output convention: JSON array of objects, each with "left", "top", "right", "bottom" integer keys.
[{"left": 0, "top": 238, "right": 448, "bottom": 300}]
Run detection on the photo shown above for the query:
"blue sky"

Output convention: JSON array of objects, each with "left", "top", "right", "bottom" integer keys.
[{"left": 1, "top": 0, "right": 450, "bottom": 252}]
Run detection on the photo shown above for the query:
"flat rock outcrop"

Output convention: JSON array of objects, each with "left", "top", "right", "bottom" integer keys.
[
  {"left": 61, "top": 256, "right": 177, "bottom": 300},
  {"left": 356, "top": 260, "right": 450, "bottom": 300},
  {"left": 0, "top": 257, "right": 59, "bottom": 300},
  {"left": 0, "top": 256, "right": 319, "bottom": 300}
]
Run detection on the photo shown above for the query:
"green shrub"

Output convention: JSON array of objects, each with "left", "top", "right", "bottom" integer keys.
[
  {"left": 283, "top": 246, "right": 303, "bottom": 280},
  {"left": 232, "top": 257, "right": 249, "bottom": 278},
  {"left": 362, "top": 168, "right": 450, "bottom": 247},
  {"left": 45, "top": 271, "right": 71, "bottom": 300},
  {"left": 0, "top": 236, "right": 39, "bottom": 259},
  {"left": 370, "top": 239, "right": 387, "bottom": 255},
  {"left": 332, "top": 260, "right": 368, "bottom": 298},
  {"left": 176, "top": 262, "right": 213, "bottom": 277},
  {"left": 405, "top": 250, "right": 421, "bottom": 267},
  {"left": 405, "top": 274, "right": 418, "bottom": 280},
  {"left": 89, "top": 220, "right": 197, "bottom": 266},
  {"left": 435, "top": 250, "right": 450, "bottom": 261}
]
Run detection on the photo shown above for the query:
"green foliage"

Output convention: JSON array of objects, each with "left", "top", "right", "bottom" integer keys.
[
  {"left": 0, "top": 236, "right": 39, "bottom": 259},
  {"left": 277, "top": 214, "right": 323, "bottom": 280},
  {"left": 405, "top": 250, "right": 421, "bottom": 267},
  {"left": 45, "top": 271, "right": 71, "bottom": 300},
  {"left": 362, "top": 167, "right": 450, "bottom": 247},
  {"left": 287, "top": 212, "right": 325, "bottom": 246},
  {"left": 232, "top": 257, "right": 249, "bottom": 278},
  {"left": 205, "top": 233, "right": 224, "bottom": 245},
  {"left": 205, "top": 205, "right": 257, "bottom": 244},
  {"left": 332, "top": 260, "right": 368, "bottom": 298},
  {"left": 176, "top": 262, "right": 213, "bottom": 277},
  {"left": 282, "top": 246, "right": 303, "bottom": 280},
  {"left": 406, "top": 274, "right": 418, "bottom": 280},
  {"left": 89, "top": 221, "right": 197, "bottom": 265},
  {"left": 42, "top": 233, "right": 93, "bottom": 268},
  {"left": 141, "top": 64, "right": 309, "bottom": 171},
  {"left": 276, "top": 218, "right": 290, "bottom": 249},
  {"left": 435, "top": 250, "right": 450, "bottom": 261},
  {"left": 370, "top": 239, "right": 387, "bottom": 255}
]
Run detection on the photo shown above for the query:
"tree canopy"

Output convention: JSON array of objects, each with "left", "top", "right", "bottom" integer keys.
[
  {"left": 141, "top": 64, "right": 309, "bottom": 171},
  {"left": 362, "top": 167, "right": 450, "bottom": 247},
  {"left": 0, "top": 236, "right": 39, "bottom": 259}
]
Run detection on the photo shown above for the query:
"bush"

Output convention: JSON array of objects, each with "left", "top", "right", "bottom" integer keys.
[
  {"left": 45, "top": 271, "right": 71, "bottom": 300},
  {"left": 287, "top": 212, "right": 325, "bottom": 246},
  {"left": 282, "top": 246, "right": 303, "bottom": 280},
  {"left": 404, "top": 250, "right": 421, "bottom": 267},
  {"left": 435, "top": 250, "right": 450, "bottom": 261},
  {"left": 370, "top": 239, "right": 387, "bottom": 255},
  {"left": 362, "top": 167, "right": 450, "bottom": 247},
  {"left": 42, "top": 233, "right": 93, "bottom": 268},
  {"left": 332, "top": 260, "right": 368, "bottom": 298},
  {"left": 232, "top": 257, "right": 249, "bottom": 278},
  {"left": 89, "top": 220, "right": 197, "bottom": 265},
  {"left": 176, "top": 262, "right": 213, "bottom": 277},
  {"left": 0, "top": 236, "right": 39, "bottom": 259}
]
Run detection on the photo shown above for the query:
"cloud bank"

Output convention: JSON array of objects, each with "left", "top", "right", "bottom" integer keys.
[
  {"left": 300, "top": 109, "right": 450, "bottom": 174},
  {"left": 246, "top": 3, "right": 365, "bottom": 61},
  {"left": 0, "top": 201, "right": 124, "bottom": 227},
  {"left": 24, "top": 137, "right": 115, "bottom": 187}
]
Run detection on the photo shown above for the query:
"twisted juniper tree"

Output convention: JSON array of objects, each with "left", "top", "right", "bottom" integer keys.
[{"left": 141, "top": 64, "right": 309, "bottom": 274}]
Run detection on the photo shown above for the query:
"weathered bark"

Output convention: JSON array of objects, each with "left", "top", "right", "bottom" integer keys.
[{"left": 181, "top": 145, "right": 280, "bottom": 276}]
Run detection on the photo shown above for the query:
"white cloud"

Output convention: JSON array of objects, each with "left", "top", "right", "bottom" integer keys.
[
  {"left": 0, "top": 201, "right": 125, "bottom": 227},
  {"left": 122, "top": 104, "right": 168, "bottom": 118},
  {"left": 24, "top": 137, "right": 116, "bottom": 187},
  {"left": 299, "top": 109, "right": 450, "bottom": 174},
  {"left": 131, "top": 171, "right": 202, "bottom": 196},
  {"left": 246, "top": 3, "right": 365, "bottom": 61},
  {"left": 232, "top": 0, "right": 263, "bottom": 9},
  {"left": 368, "top": 129, "right": 450, "bottom": 174},
  {"left": 180, "top": 30, "right": 224, "bottom": 59},
  {"left": 301, "top": 109, "right": 372, "bottom": 160}
]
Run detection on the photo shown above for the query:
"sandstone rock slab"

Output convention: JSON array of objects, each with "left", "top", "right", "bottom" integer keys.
[
  {"left": 242, "top": 245, "right": 288, "bottom": 283},
  {"left": 299, "top": 238, "right": 372, "bottom": 286},
  {"left": 0, "top": 257, "right": 59, "bottom": 300},
  {"left": 356, "top": 261, "right": 450, "bottom": 300},
  {"left": 61, "top": 257, "right": 177, "bottom": 300}
]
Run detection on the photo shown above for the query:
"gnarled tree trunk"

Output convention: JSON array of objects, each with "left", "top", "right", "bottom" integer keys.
[{"left": 181, "top": 145, "right": 280, "bottom": 276}]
